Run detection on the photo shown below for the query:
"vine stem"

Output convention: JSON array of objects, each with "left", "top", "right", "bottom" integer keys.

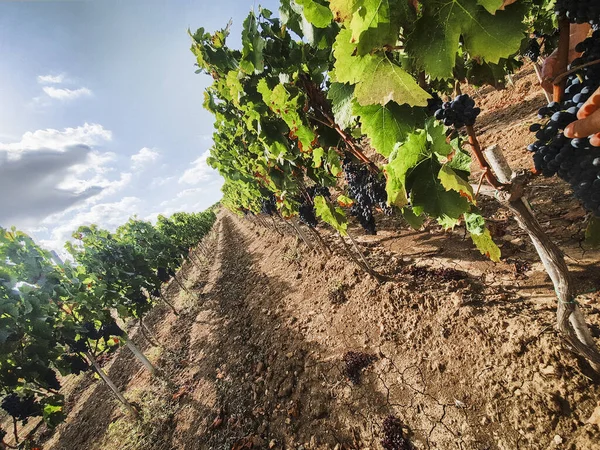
[
  {"left": 553, "top": 18, "right": 571, "bottom": 102},
  {"left": 290, "top": 217, "right": 315, "bottom": 251},
  {"left": 172, "top": 274, "right": 189, "bottom": 294},
  {"left": 464, "top": 125, "right": 507, "bottom": 190},
  {"left": 159, "top": 292, "right": 179, "bottom": 315},
  {"left": 139, "top": 318, "right": 160, "bottom": 347},
  {"left": 298, "top": 75, "right": 379, "bottom": 173},
  {"left": 12, "top": 417, "right": 19, "bottom": 446}
]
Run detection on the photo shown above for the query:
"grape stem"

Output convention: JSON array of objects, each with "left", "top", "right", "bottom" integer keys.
[
  {"left": 298, "top": 75, "right": 379, "bottom": 173},
  {"left": 464, "top": 125, "right": 507, "bottom": 190},
  {"left": 474, "top": 170, "right": 487, "bottom": 198},
  {"left": 552, "top": 58, "right": 600, "bottom": 86},
  {"left": 553, "top": 18, "right": 571, "bottom": 102}
]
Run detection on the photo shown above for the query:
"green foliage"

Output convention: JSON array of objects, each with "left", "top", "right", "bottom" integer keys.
[
  {"left": 314, "top": 195, "right": 348, "bottom": 235},
  {"left": 188, "top": 0, "right": 548, "bottom": 258},
  {"left": 406, "top": 0, "right": 527, "bottom": 80},
  {"left": 0, "top": 209, "right": 216, "bottom": 431}
]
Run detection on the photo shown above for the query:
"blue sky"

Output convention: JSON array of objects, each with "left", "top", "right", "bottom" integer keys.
[{"left": 0, "top": 0, "right": 279, "bottom": 253}]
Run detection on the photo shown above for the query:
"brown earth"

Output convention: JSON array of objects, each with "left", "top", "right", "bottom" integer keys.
[{"left": 10, "top": 63, "right": 600, "bottom": 450}]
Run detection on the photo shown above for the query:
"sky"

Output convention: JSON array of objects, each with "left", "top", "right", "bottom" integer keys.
[{"left": 0, "top": 0, "right": 279, "bottom": 255}]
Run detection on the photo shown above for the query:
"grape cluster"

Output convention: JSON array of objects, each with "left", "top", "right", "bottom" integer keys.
[
  {"left": 39, "top": 368, "right": 61, "bottom": 391},
  {"left": 426, "top": 92, "right": 443, "bottom": 116},
  {"left": 260, "top": 194, "right": 277, "bottom": 216},
  {"left": 83, "top": 321, "right": 103, "bottom": 340},
  {"left": 62, "top": 353, "right": 90, "bottom": 375},
  {"left": 298, "top": 185, "right": 330, "bottom": 227},
  {"left": 555, "top": 0, "right": 600, "bottom": 25},
  {"left": 434, "top": 94, "right": 481, "bottom": 128},
  {"left": 343, "top": 351, "right": 377, "bottom": 385},
  {"left": 381, "top": 415, "right": 410, "bottom": 450},
  {"left": 343, "top": 159, "right": 391, "bottom": 235},
  {"left": 1, "top": 393, "right": 42, "bottom": 424},
  {"left": 524, "top": 38, "right": 541, "bottom": 62},
  {"left": 100, "top": 320, "right": 125, "bottom": 339},
  {"left": 68, "top": 337, "right": 89, "bottom": 353},
  {"left": 157, "top": 267, "right": 175, "bottom": 283},
  {"left": 132, "top": 290, "right": 151, "bottom": 309},
  {"left": 528, "top": 31, "right": 600, "bottom": 215}
]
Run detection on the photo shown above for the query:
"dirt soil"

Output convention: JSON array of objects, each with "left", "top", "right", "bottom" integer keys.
[{"left": 17, "top": 63, "right": 600, "bottom": 450}]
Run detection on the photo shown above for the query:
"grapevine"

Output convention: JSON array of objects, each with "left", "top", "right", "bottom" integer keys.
[{"left": 0, "top": 209, "right": 217, "bottom": 437}]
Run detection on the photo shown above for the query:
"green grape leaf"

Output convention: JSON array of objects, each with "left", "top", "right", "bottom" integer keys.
[
  {"left": 241, "top": 12, "right": 265, "bottom": 74},
  {"left": 329, "top": 0, "right": 361, "bottom": 23},
  {"left": 470, "top": 228, "right": 501, "bottom": 262},
  {"left": 354, "top": 101, "right": 422, "bottom": 157},
  {"left": 314, "top": 195, "right": 348, "bottom": 236},
  {"left": 42, "top": 397, "right": 66, "bottom": 428},
  {"left": 406, "top": 0, "right": 527, "bottom": 79},
  {"left": 446, "top": 148, "right": 473, "bottom": 172},
  {"left": 464, "top": 211, "right": 486, "bottom": 235},
  {"left": 477, "top": 0, "right": 503, "bottom": 14},
  {"left": 402, "top": 207, "right": 425, "bottom": 229},
  {"left": 326, "top": 149, "right": 343, "bottom": 176},
  {"left": 426, "top": 120, "right": 453, "bottom": 157},
  {"left": 257, "top": 80, "right": 316, "bottom": 151},
  {"left": 226, "top": 71, "right": 243, "bottom": 106},
  {"left": 337, "top": 194, "right": 354, "bottom": 206},
  {"left": 354, "top": 54, "right": 430, "bottom": 107},
  {"left": 438, "top": 165, "right": 475, "bottom": 203},
  {"left": 585, "top": 216, "right": 600, "bottom": 248},
  {"left": 295, "top": 0, "right": 333, "bottom": 28},
  {"left": 348, "top": 0, "right": 411, "bottom": 54},
  {"left": 465, "top": 211, "right": 500, "bottom": 261},
  {"left": 384, "top": 130, "right": 428, "bottom": 207},
  {"left": 331, "top": 28, "right": 364, "bottom": 84},
  {"left": 409, "top": 159, "right": 471, "bottom": 225},
  {"left": 328, "top": 82, "right": 355, "bottom": 130},
  {"left": 312, "top": 147, "right": 325, "bottom": 167}
]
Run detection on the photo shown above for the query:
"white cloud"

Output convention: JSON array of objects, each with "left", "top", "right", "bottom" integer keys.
[
  {"left": 0, "top": 124, "right": 119, "bottom": 227},
  {"left": 37, "top": 74, "right": 66, "bottom": 84},
  {"left": 179, "top": 150, "right": 215, "bottom": 185},
  {"left": 151, "top": 175, "right": 175, "bottom": 187},
  {"left": 42, "top": 86, "right": 92, "bottom": 101},
  {"left": 0, "top": 123, "right": 112, "bottom": 154},
  {"left": 131, "top": 147, "right": 160, "bottom": 170},
  {"left": 176, "top": 187, "right": 204, "bottom": 198},
  {"left": 39, "top": 197, "right": 141, "bottom": 254}
]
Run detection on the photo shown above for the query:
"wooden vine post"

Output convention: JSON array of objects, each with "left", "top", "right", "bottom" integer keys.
[
  {"left": 124, "top": 338, "right": 157, "bottom": 375},
  {"left": 553, "top": 18, "right": 571, "bottom": 102},
  {"left": 483, "top": 145, "right": 600, "bottom": 371},
  {"left": 84, "top": 352, "right": 139, "bottom": 418}
]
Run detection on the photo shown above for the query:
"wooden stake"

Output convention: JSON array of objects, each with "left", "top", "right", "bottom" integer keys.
[
  {"left": 554, "top": 18, "right": 570, "bottom": 102},
  {"left": 125, "top": 338, "right": 157, "bottom": 375},
  {"left": 84, "top": 352, "right": 139, "bottom": 417}
]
